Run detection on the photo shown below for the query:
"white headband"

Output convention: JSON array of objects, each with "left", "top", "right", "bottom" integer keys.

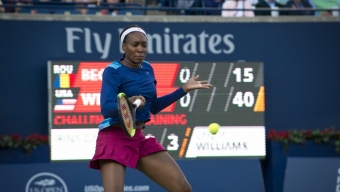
[{"left": 120, "top": 27, "right": 147, "bottom": 47}]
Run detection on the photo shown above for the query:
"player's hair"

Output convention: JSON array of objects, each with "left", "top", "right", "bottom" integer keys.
[
  {"left": 119, "top": 25, "right": 144, "bottom": 43},
  {"left": 119, "top": 25, "right": 146, "bottom": 59}
]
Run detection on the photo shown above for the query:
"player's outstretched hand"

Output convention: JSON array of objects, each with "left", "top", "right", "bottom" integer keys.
[{"left": 182, "top": 75, "right": 213, "bottom": 93}]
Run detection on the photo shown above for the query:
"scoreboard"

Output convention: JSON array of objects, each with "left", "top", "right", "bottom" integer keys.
[{"left": 48, "top": 61, "right": 265, "bottom": 161}]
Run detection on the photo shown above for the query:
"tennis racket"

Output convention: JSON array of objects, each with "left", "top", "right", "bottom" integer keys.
[{"left": 117, "top": 93, "right": 142, "bottom": 138}]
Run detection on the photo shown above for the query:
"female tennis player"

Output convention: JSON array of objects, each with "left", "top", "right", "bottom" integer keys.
[{"left": 89, "top": 25, "right": 213, "bottom": 192}]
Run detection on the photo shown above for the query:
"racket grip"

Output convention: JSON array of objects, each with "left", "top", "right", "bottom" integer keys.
[{"left": 133, "top": 99, "right": 142, "bottom": 108}]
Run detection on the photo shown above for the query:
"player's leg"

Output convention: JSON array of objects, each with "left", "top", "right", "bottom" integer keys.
[
  {"left": 136, "top": 151, "right": 192, "bottom": 192},
  {"left": 99, "top": 160, "right": 126, "bottom": 191}
]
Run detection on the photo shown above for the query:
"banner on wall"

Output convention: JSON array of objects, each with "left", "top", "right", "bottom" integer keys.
[
  {"left": 0, "top": 159, "right": 265, "bottom": 192},
  {"left": 48, "top": 61, "right": 265, "bottom": 161},
  {"left": 1, "top": 20, "right": 340, "bottom": 138},
  {"left": 283, "top": 157, "right": 340, "bottom": 192}
]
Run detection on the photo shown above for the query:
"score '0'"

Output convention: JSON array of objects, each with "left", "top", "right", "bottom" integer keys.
[{"left": 180, "top": 68, "right": 190, "bottom": 83}]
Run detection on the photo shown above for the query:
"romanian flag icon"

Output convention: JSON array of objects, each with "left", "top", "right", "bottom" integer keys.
[{"left": 54, "top": 74, "right": 75, "bottom": 88}]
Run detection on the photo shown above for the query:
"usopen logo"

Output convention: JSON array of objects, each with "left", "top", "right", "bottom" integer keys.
[{"left": 26, "top": 172, "right": 68, "bottom": 192}]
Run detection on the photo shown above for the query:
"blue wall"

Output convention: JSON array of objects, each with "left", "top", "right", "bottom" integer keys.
[
  {"left": 1, "top": 19, "right": 340, "bottom": 192},
  {"left": 0, "top": 159, "right": 265, "bottom": 192},
  {"left": 0, "top": 21, "right": 339, "bottom": 136}
]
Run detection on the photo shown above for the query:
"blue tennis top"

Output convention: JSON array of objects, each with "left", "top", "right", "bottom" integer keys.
[{"left": 98, "top": 60, "right": 186, "bottom": 130}]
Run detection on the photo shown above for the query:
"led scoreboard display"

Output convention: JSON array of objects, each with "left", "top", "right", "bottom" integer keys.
[{"left": 48, "top": 61, "right": 265, "bottom": 161}]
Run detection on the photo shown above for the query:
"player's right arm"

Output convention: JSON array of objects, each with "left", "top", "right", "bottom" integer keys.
[{"left": 100, "top": 67, "right": 121, "bottom": 118}]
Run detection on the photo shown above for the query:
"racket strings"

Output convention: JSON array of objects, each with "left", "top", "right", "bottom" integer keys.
[{"left": 119, "top": 98, "right": 134, "bottom": 132}]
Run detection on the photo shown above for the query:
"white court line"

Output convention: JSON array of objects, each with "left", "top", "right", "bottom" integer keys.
[
  {"left": 188, "top": 63, "right": 199, "bottom": 112},
  {"left": 224, "top": 63, "right": 234, "bottom": 87},
  {"left": 224, "top": 86, "right": 234, "bottom": 112},
  {"left": 189, "top": 89, "right": 198, "bottom": 112},
  {"left": 192, "top": 63, "right": 199, "bottom": 77},
  {"left": 160, "top": 128, "right": 167, "bottom": 145},
  {"left": 208, "top": 63, "right": 216, "bottom": 83},
  {"left": 206, "top": 87, "right": 217, "bottom": 112}
]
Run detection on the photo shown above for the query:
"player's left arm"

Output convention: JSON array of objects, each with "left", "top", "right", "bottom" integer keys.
[
  {"left": 149, "top": 75, "right": 212, "bottom": 114},
  {"left": 149, "top": 87, "right": 186, "bottom": 114}
]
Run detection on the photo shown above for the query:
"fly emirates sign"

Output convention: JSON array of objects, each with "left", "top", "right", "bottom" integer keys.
[{"left": 65, "top": 27, "right": 235, "bottom": 59}]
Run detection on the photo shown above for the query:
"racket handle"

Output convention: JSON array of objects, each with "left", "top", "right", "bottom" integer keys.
[{"left": 133, "top": 99, "right": 142, "bottom": 108}]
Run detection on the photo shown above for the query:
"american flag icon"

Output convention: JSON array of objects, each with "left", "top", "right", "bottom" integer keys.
[{"left": 54, "top": 99, "right": 77, "bottom": 112}]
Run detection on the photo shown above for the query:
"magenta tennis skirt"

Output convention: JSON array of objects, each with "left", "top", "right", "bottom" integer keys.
[{"left": 89, "top": 126, "right": 166, "bottom": 169}]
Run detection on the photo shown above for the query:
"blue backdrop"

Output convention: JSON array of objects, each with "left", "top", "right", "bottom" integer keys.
[
  {"left": 283, "top": 157, "right": 340, "bottom": 192},
  {"left": 1, "top": 21, "right": 339, "bottom": 136},
  {"left": 1, "top": 20, "right": 340, "bottom": 192},
  {"left": 0, "top": 159, "right": 265, "bottom": 192}
]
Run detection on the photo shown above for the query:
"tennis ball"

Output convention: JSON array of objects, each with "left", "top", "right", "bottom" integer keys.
[{"left": 209, "top": 123, "right": 220, "bottom": 135}]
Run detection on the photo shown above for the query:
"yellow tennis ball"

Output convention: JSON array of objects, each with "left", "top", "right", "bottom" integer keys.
[{"left": 209, "top": 123, "right": 220, "bottom": 135}]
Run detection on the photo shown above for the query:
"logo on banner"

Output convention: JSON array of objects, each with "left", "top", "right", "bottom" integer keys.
[
  {"left": 185, "top": 126, "right": 266, "bottom": 158},
  {"left": 26, "top": 172, "right": 68, "bottom": 192},
  {"left": 65, "top": 27, "right": 235, "bottom": 59}
]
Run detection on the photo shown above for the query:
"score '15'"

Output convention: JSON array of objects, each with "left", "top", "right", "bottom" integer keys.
[{"left": 233, "top": 68, "right": 254, "bottom": 82}]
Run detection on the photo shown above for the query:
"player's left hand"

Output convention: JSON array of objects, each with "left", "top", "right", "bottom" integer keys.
[{"left": 182, "top": 75, "right": 213, "bottom": 93}]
